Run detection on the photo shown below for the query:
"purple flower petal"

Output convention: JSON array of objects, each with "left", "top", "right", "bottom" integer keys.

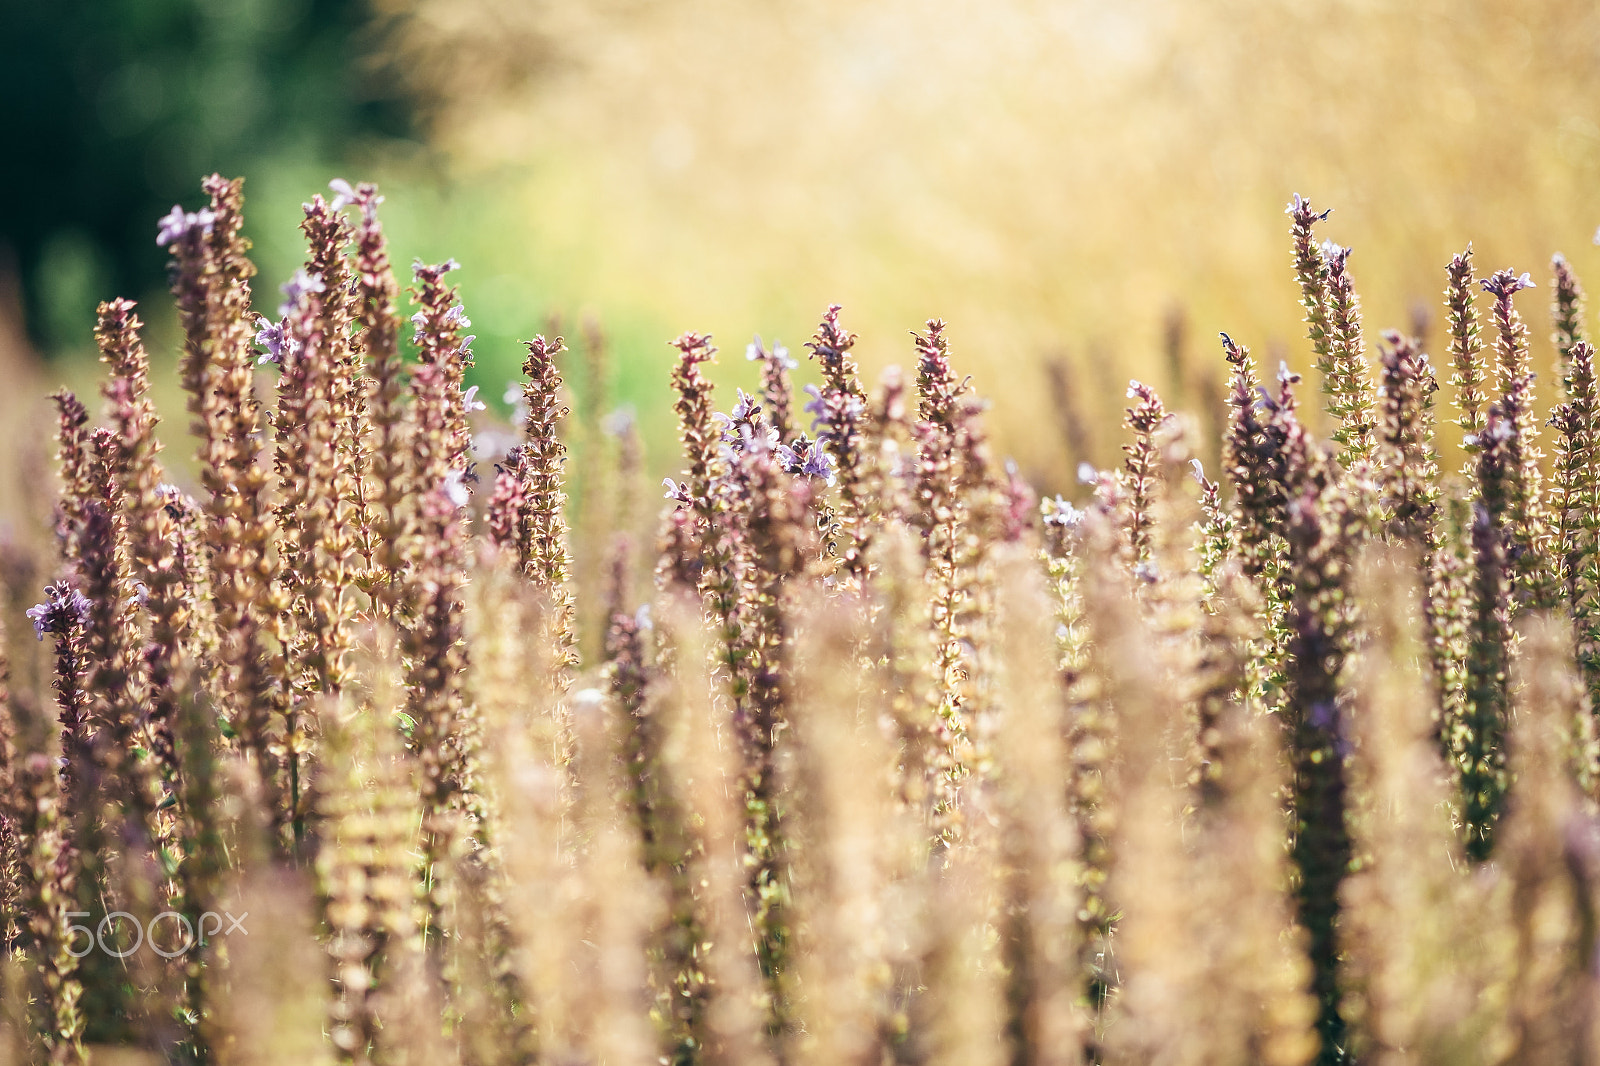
[
  {"left": 254, "top": 318, "right": 289, "bottom": 366},
  {"left": 278, "top": 269, "right": 326, "bottom": 318},
  {"left": 328, "top": 178, "right": 356, "bottom": 211},
  {"left": 25, "top": 601, "right": 48, "bottom": 641},
  {"left": 156, "top": 205, "right": 216, "bottom": 248}
]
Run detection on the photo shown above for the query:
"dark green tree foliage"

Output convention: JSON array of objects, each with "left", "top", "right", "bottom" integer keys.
[{"left": 1, "top": 0, "right": 413, "bottom": 350}]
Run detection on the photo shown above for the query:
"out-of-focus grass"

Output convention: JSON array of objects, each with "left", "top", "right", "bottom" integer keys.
[{"left": 365, "top": 0, "right": 1600, "bottom": 489}]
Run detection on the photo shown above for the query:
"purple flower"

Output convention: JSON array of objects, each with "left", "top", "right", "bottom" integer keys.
[
  {"left": 443, "top": 305, "right": 471, "bottom": 329},
  {"left": 413, "top": 257, "right": 461, "bottom": 278},
  {"left": 801, "top": 443, "right": 836, "bottom": 485},
  {"left": 278, "top": 269, "right": 325, "bottom": 318},
  {"left": 328, "top": 178, "right": 356, "bottom": 211},
  {"left": 462, "top": 385, "right": 487, "bottom": 413},
  {"left": 442, "top": 469, "right": 470, "bottom": 508},
  {"left": 776, "top": 435, "right": 837, "bottom": 485},
  {"left": 255, "top": 317, "right": 290, "bottom": 366},
  {"left": 1480, "top": 271, "right": 1537, "bottom": 297},
  {"left": 1285, "top": 194, "right": 1331, "bottom": 222},
  {"left": 1189, "top": 458, "right": 1207, "bottom": 485},
  {"left": 156, "top": 205, "right": 216, "bottom": 248},
  {"left": 730, "top": 387, "right": 759, "bottom": 423},
  {"left": 662, "top": 478, "right": 694, "bottom": 506},
  {"left": 24, "top": 602, "right": 48, "bottom": 640},
  {"left": 1041, "top": 495, "right": 1084, "bottom": 530},
  {"left": 27, "top": 584, "right": 91, "bottom": 641},
  {"left": 717, "top": 421, "right": 777, "bottom": 458},
  {"left": 1318, "top": 239, "right": 1349, "bottom": 266}
]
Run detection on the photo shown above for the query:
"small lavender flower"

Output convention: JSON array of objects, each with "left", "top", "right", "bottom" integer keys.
[
  {"left": 1481, "top": 272, "right": 1537, "bottom": 297},
  {"left": 1041, "top": 495, "right": 1085, "bottom": 531},
  {"left": 714, "top": 389, "right": 778, "bottom": 454},
  {"left": 443, "top": 305, "right": 471, "bottom": 329},
  {"left": 27, "top": 584, "right": 91, "bottom": 641},
  {"left": 155, "top": 204, "right": 216, "bottom": 247},
  {"left": 662, "top": 478, "right": 694, "bottom": 506},
  {"left": 278, "top": 268, "right": 326, "bottom": 318},
  {"left": 800, "top": 443, "right": 836, "bottom": 485},
  {"left": 328, "top": 178, "right": 356, "bottom": 211},
  {"left": 413, "top": 256, "right": 460, "bottom": 275},
  {"left": 730, "top": 387, "right": 759, "bottom": 424},
  {"left": 462, "top": 385, "right": 487, "bottom": 414},
  {"left": 254, "top": 316, "right": 291, "bottom": 366},
  {"left": 775, "top": 434, "right": 837, "bottom": 485},
  {"left": 1286, "top": 192, "right": 1332, "bottom": 223},
  {"left": 717, "top": 421, "right": 778, "bottom": 461}
]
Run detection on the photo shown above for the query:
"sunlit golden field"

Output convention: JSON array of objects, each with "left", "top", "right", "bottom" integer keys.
[{"left": 359, "top": 0, "right": 1600, "bottom": 483}]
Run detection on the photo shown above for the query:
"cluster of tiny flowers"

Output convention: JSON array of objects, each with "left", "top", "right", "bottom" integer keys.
[
  {"left": 25, "top": 583, "right": 91, "bottom": 640},
  {"left": 154, "top": 204, "right": 216, "bottom": 247},
  {"left": 10, "top": 174, "right": 1600, "bottom": 1066},
  {"left": 775, "top": 435, "right": 836, "bottom": 484}
]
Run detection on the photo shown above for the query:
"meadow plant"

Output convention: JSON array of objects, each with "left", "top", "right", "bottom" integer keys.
[{"left": 1, "top": 175, "right": 1600, "bottom": 1066}]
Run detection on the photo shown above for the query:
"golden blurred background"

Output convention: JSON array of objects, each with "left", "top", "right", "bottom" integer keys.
[{"left": 8, "top": 0, "right": 1600, "bottom": 509}]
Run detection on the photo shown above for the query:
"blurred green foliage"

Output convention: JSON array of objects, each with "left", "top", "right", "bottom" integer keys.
[{"left": 2, "top": 0, "right": 413, "bottom": 352}]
